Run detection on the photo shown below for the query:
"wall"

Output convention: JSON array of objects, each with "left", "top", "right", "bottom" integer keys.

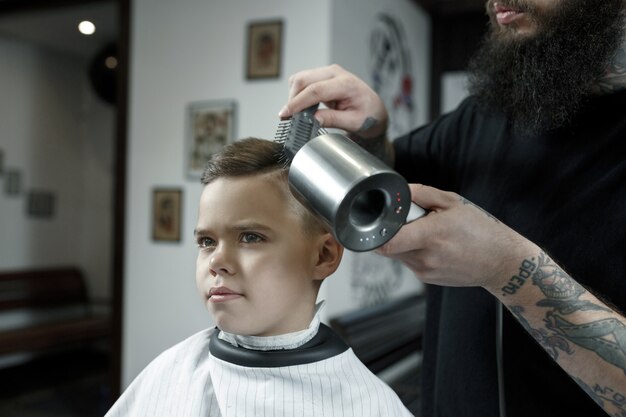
[
  {"left": 441, "top": 71, "right": 469, "bottom": 114},
  {"left": 0, "top": 35, "right": 114, "bottom": 301},
  {"left": 123, "top": 0, "right": 429, "bottom": 387},
  {"left": 318, "top": 0, "right": 430, "bottom": 321},
  {"left": 330, "top": 0, "right": 431, "bottom": 133}
]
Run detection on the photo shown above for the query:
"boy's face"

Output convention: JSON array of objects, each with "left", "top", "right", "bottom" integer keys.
[{"left": 195, "top": 173, "right": 328, "bottom": 336}]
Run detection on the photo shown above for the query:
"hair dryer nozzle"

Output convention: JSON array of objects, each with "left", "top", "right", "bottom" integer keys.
[{"left": 288, "top": 133, "right": 423, "bottom": 252}]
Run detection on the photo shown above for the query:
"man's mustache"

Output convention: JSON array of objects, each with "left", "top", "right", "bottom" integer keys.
[{"left": 487, "top": 0, "right": 533, "bottom": 13}]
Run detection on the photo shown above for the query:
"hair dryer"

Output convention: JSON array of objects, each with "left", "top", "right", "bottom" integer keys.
[{"left": 277, "top": 106, "right": 426, "bottom": 252}]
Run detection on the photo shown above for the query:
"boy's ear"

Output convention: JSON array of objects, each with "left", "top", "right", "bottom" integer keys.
[{"left": 312, "top": 233, "right": 344, "bottom": 281}]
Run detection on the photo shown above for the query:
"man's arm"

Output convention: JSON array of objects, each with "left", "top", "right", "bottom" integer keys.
[
  {"left": 493, "top": 252, "right": 626, "bottom": 416},
  {"left": 377, "top": 184, "right": 626, "bottom": 416}
]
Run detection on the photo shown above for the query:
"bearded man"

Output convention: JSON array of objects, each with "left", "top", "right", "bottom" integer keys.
[{"left": 280, "top": 0, "right": 626, "bottom": 416}]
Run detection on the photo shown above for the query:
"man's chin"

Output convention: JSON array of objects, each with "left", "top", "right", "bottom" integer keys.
[
  {"left": 492, "top": 21, "right": 539, "bottom": 38},
  {"left": 489, "top": 18, "right": 542, "bottom": 43},
  {"left": 469, "top": 0, "right": 625, "bottom": 135}
]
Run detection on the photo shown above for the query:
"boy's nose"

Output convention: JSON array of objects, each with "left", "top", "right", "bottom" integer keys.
[{"left": 209, "top": 245, "right": 235, "bottom": 276}]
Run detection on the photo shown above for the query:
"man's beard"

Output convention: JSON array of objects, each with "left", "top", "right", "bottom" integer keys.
[{"left": 468, "top": 0, "right": 625, "bottom": 136}]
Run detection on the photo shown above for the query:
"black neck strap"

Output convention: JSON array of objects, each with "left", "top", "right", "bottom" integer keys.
[{"left": 209, "top": 324, "right": 349, "bottom": 368}]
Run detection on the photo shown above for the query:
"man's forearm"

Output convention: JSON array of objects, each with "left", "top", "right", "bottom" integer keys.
[{"left": 491, "top": 252, "right": 626, "bottom": 416}]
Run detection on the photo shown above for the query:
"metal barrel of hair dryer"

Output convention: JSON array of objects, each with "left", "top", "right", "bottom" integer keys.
[{"left": 288, "top": 132, "right": 423, "bottom": 252}]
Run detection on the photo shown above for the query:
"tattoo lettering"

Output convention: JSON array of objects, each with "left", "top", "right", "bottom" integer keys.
[
  {"left": 501, "top": 258, "right": 537, "bottom": 296},
  {"left": 575, "top": 378, "right": 626, "bottom": 416},
  {"left": 510, "top": 306, "right": 573, "bottom": 360},
  {"left": 546, "top": 313, "right": 626, "bottom": 374},
  {"left": 533, "top": 252, "right": 609, "bottom": 314}
]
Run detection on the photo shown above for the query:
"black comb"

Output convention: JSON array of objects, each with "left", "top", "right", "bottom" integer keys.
[{"left": 275, "top": 104, "right": 325, "bottom": 165}]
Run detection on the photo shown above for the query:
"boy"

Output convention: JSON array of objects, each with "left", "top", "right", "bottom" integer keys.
[{"left": 105, "top": 138, "right": 413, "bottom": 417}]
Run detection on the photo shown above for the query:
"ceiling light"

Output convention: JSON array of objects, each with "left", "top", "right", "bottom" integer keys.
[
  {"left": 78, "top": 20, "right": 96, "bottom": 35},
  {"left": 105, "top": 56, "right": 118, "bottom": 69}
]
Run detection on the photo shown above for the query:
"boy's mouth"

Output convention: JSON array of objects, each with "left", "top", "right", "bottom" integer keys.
[{"left": 209, "top": 286, "right": 243, "bottom": 302}]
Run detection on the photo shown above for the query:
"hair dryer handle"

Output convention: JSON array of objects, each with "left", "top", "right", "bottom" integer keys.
[{"left": 406, "top": 202, "right": 427, "bottom": 223}]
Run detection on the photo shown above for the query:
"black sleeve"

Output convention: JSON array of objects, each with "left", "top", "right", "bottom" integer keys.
[{"left": 392, "top": 96, "right": 483, "bottom": 190}]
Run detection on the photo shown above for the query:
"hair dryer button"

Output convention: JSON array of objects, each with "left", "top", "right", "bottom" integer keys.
[
  {"left": 380, "top": 228, "right": 388, "bottom": 237},
  {"left": 395, "top": 206, "right": 403, "bottom": 214}
]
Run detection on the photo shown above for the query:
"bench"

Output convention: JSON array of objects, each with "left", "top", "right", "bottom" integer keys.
[
  {"left": 329, "top": 293, "right": 426, "bottom": 413},
  {"left": 0, "top": 267, "right": 111, "bottom": 357}
]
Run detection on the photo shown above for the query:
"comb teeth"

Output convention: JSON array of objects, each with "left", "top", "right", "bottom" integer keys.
[
  {"left": 274, "top": 104, "right": 322, "bottom": 166},
  {"left": 274, "top": 119, "right": 292, "bottom": 142}
]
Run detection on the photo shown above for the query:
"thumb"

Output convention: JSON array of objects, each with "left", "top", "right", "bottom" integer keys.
[{"left": 377, "top": 184, "right": 451, "bottom": 257}]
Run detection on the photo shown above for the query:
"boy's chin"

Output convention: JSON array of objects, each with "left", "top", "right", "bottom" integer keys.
[{"left": 215, "top": 320, "right": 258, "bottom": 336}]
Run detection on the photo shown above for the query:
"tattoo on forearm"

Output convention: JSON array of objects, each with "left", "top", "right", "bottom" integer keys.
[
  {"left": 546, "top": 313, "right": 626, "bottom": 374},
  {"left": 502, "top": 258, "right": 537, "bottom": 296},
  {"left": 532, "top": 252, "right": 610, "bottom": 314},
  {"left": 575, "top": 378, "right": 626, "bottom": 415},
  {"left": 501, "top": 252, "right": 610, "bottom": 316},
  {"left": 510, "top": 305, "right": 573, "bottom": 360},
  {"left": 507, "top": 252, "right": 626, "bottom": 377}
]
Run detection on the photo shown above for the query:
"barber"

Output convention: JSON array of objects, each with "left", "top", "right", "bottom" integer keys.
[{"left": 279, "top": 1, "right": 626, "bottom": 416}]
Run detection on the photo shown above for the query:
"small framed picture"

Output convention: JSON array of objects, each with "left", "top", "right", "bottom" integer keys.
[
  {"left": 185, "top": 100, "right": 237, "bottom": 179},
  {"left": 246, "top": 19, "right": 283, "bottom": 79},
  {"left": 152, "top": 188, "right": 182, "bottom": 242},
  {"left": 27, "top": 190, "right": 56, "bottom": 219}
]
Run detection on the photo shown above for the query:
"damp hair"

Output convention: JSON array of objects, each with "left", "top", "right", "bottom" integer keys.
[{"left": 200, "top": 137, "right": 326, "bottom": 235}]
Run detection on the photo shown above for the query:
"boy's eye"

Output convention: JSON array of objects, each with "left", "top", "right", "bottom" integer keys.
[
  {"left": 197, "top": 237, "right": 216, "bottom": 249},
  {"left": 241, "top": 233, "right": 263, "bottom": 244}
]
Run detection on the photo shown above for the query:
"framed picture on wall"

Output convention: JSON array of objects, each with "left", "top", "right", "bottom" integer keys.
[
  {"left": 152, "top": 188, "right": 182, "bottom": 242},
  {"left": 246, "top": 19, "right": 283, "bottom": 79},
  {"left": 26, "top": 190, "right": 56, "bottom": 219},
  {"left": 185, "top": 100, "right": 237, "bottom": 179}
]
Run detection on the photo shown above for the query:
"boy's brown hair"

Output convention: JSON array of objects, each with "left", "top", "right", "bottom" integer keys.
[{"left": 201, "top": 137, "right": 325, "bottom": 234}]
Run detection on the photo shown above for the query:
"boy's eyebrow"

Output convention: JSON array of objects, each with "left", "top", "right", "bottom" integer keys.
[
  {"left": 230, "top": 222, "right": 272, "bottom": 231},
  {"left": 193, "top": 222, "right": 272, "bottom": 236}
]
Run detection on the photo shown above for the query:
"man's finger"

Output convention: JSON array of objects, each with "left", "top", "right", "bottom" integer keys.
[
  {"left": 314, "top": 108, "right": 362, "bottom": 132},
  {"left": 286, "top": 76, "right": 352, "bottom": 118},
  {"left": 288, "top": 66, "right": 335, "bottom": 96},
  {"left": 409, "top": 183, "right": 458, "bottom": 210}
]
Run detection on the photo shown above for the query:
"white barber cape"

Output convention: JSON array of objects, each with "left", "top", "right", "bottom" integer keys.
[{"left": 106, "top": 307, "right": 413, "bottom": 417}]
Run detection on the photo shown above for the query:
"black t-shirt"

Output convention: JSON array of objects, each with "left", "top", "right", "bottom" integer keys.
[{"left": 394, "top": 90, "right": 626, "bottom": 417}]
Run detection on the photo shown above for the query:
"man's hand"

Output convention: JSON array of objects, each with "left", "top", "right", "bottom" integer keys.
[
  {"left": 377, "top": 184, "right": 540, "bottom": 292},
  {"left": 380, "top": 184, "right": 626, "bottom": 415},
  {"left": 280, "top": 64, "right": 389, "bottom": 140}
]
